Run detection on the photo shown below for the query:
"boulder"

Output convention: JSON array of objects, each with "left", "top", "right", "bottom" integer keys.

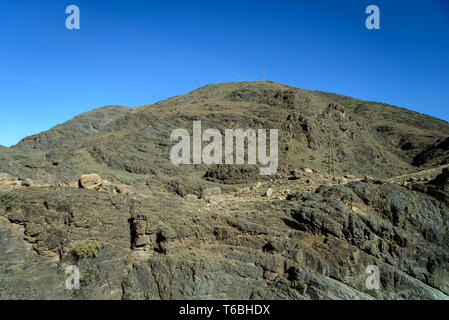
[{"left": 78, "top": 174, "right": 103, "bottom": 190}]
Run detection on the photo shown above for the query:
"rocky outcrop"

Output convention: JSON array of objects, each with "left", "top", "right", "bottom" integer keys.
[
  {"left": 286, "top": 180, "right": 449, "bottom": 298},
  {"left": 204, "top": 165, "right": 259, "bottom": 184},
  {"left": 78, "top": 173, "right": 133, "bottom": 195},
  {"left": 1, "top": 174, "right": 448, "bottom": 300}
]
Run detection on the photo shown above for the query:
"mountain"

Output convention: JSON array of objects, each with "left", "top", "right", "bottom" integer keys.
[
  {"left": 0, "top": 81, "right": 448, "bottom": 299},
  {"left": 3, "top": 81, "right": 449, "bottom": 191}
]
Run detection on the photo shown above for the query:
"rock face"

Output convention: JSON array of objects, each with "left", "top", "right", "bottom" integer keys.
[
  {"left": 1, "top": 81, "right": 449, "bottom": 300},
  {"left": 289, "top": 181, "right": 449, "bottom": 298},
  {"left": 1, "top": 174, "right": 448, "bottom": 300}
]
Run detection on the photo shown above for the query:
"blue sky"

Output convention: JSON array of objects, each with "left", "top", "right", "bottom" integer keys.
[{"left": 1, "top": 0, "right": 448, "bottom": 147}]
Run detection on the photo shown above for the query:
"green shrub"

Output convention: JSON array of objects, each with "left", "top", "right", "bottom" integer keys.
[
  {"left": 0, "top": 190, "right": 18, "bottom": 202},
  {"left": 80, "top": 266, "right": 97, "bottom": 286},
  {"left": 72, "top": 241, "right": 99, "bottom": 261},
  {"left": 0, "top": 191, "right": 18, "bottom": 211}
]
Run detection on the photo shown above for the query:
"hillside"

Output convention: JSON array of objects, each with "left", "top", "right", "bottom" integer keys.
[
  {"left": 0, "top": 81, "right": 448, "bottom": 299},
  {"left": 1, "top": 81, "right": 449, "bottom": 195}
]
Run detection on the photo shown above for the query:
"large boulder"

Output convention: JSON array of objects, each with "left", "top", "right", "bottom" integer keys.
[{"left": 78, "top": 174, "right": 104, "bottom": 190}]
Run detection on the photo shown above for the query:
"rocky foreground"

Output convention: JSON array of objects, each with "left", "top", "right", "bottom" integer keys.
[
  {"left": 0, "top": 166, "right": 448, "bottom": 299},
  {"left": 0, "top": 81, "right": 448, "bottom": 299}
]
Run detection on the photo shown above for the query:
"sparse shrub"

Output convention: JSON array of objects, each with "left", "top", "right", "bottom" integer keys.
[
  {"left": 0, "top": 191, "right": 18, "bottom": 211},
  {"left": 80, "top": 266, "right": 97, "bottom": 286},
  {"left": 0, "top": 190, "right": 18, "bottom": 202},
  {"left": 72, "top": 241, "right": 99, "bottom": 261}
]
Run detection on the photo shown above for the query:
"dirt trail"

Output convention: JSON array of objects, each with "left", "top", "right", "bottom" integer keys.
[{"left": 386, "top": 164, "right": 449, "bottom": 184}]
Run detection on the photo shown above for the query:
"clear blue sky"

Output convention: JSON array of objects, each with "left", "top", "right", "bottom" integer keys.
[{"left": 1, "top": 0, "right": 448, "bottom": 147}]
